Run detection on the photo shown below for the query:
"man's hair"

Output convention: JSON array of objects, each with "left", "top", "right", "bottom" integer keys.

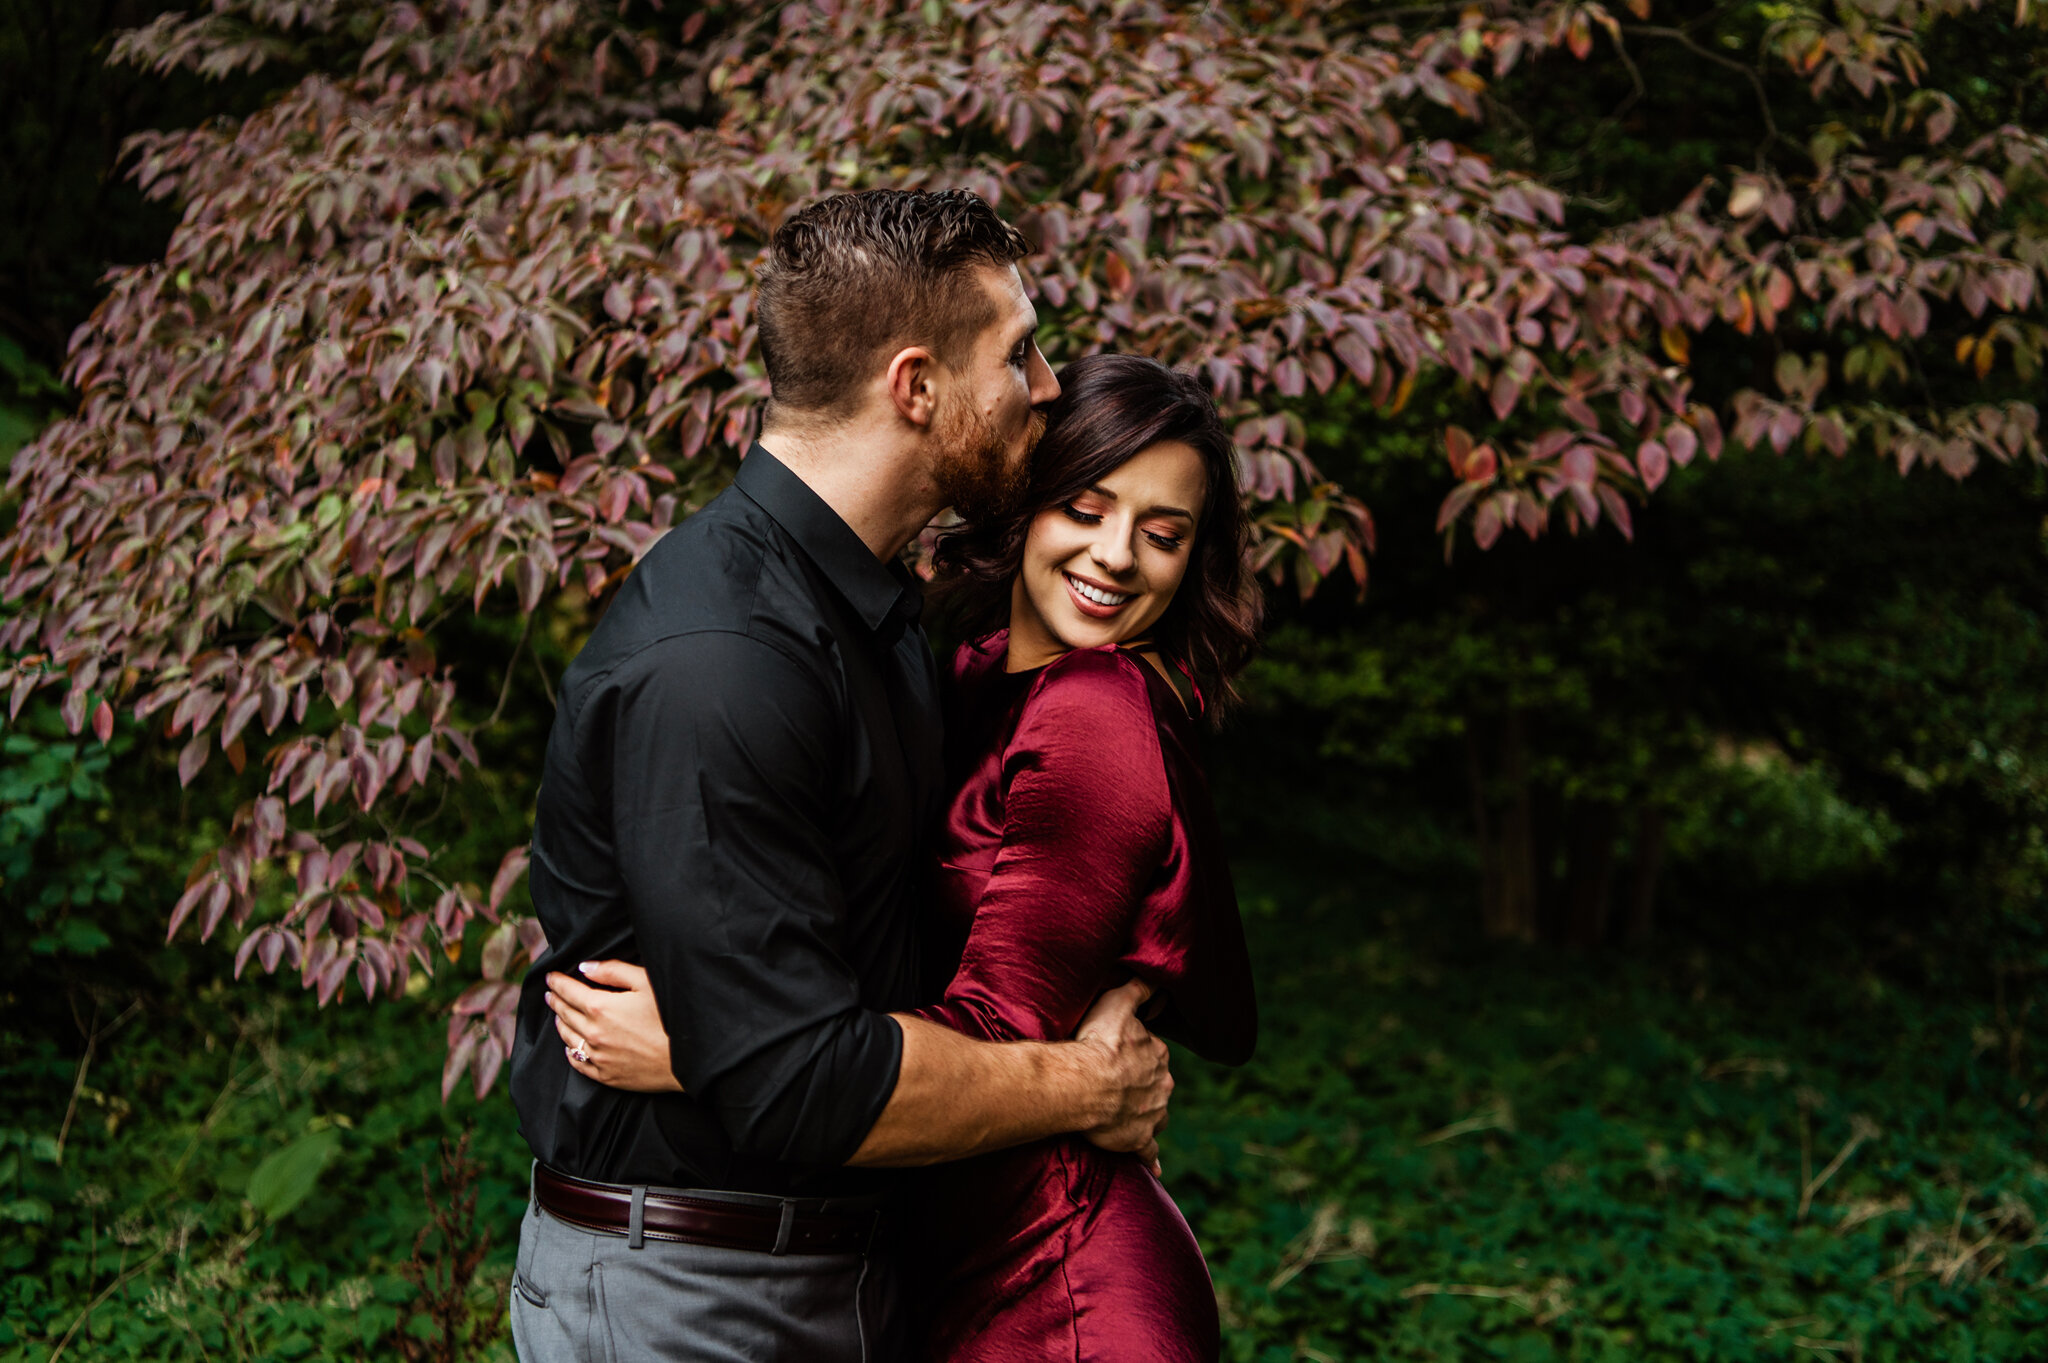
[{"left": 755, "top": 189, "right": 1032, "bottom": 421}]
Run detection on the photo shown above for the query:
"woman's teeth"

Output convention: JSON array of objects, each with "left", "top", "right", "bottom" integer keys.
[{"left": 1066, "top": 573, "right": 1134, "bottom": 607}]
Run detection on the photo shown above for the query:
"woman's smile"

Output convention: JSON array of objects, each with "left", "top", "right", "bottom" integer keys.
[{"left": 1063, "top": 570, "right": 1136, "bottom": 614}]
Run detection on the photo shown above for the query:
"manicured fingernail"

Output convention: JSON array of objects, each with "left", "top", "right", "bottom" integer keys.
[{"left": 578, "top": 962, "right": 596, "bottom": 973}]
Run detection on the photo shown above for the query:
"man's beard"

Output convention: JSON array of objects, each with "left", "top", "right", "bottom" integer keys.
[{"left": 931, "top": 398, "right": 1045, "bottom": 524}]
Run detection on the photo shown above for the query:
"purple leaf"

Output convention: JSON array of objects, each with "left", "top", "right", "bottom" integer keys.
[
  {"left": 1637, "top": 440, "right": 1671, "bottom": 491},
  {"left": 178, "top": 733, "right": 210, "bottom": 787},
  {"left": 472, "top": 1034, "right": 506, "bottom": 1099},
  {"left": 489, "top": 844, "right": 531, "bottom": 917},
  {"left": 1666, "top": 423, "right": 1699, "bottom": 466},
  {"left": 1332, "top": 332, "right": 1376, "bottom": 385},
  {"left": 198, "top": 881, "right": 233, "bottom": 942},
  {"left": 167, "top": 876, "right": 211, "bottom": 942},
  {"left": 1596, "top": 484, "right": 1634, "bottom": 540},
  {"left": 1473, "top": 498, "right": 1503, "bottom": 549},
  {"left": 514, "top": 554, "right": 545, "bottom": 614},
  {"left": 1489, "top": 370, "right": 1523, "bottom": 422},
  {"left": 235, "top": 930, "right": 263, "bottom": 978},
  {"left": 442, "top": 1027, "right": 480, "bottom": 1104},
  {"left": 480, "top": 920, "right": 517, "bottom": 981}
]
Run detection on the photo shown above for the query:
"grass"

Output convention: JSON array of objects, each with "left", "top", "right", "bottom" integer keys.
[
  {"left": 1178, "top": 862, "right": 2047, "bottom": 1362},
  {"left": 3, "top": 861, "right": 2043, "bottom": 1361}
]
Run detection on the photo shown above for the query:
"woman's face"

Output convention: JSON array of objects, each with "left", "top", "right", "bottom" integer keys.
[{"left": 1005, "top": 439, "right": 1208, "bottom": 671}]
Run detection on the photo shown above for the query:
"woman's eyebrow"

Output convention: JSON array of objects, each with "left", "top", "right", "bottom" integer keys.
[{"left": 1085, "top": 484, "right": 1194, "bottom": 520}]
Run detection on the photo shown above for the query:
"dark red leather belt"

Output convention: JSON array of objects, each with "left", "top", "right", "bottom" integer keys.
[{"left": 532, "top": 1164, "right": 882, "bottom": 1256}]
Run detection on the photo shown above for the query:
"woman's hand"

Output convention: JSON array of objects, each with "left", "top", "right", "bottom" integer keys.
[{"left": 544, "top": 960, "right": 684, "bottom": 1093}]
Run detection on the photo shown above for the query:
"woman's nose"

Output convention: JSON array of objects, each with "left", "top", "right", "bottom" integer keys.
[{"left": 1090, "top": 529, "right": 1135, "bottom": 575}]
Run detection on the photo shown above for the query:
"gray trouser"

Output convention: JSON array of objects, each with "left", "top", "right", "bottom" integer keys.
[{"left": 508, "top": 1177, "right": 904, "bottom": 1363}]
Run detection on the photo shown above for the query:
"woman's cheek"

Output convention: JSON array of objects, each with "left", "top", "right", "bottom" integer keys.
[{"left": 1150, "top": 556, "right": 1193, "bottom": 621}]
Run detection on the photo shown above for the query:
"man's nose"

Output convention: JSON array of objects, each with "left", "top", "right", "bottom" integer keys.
[{"left": 1029, "top": 348, "right": 1060, "bottom": 407}]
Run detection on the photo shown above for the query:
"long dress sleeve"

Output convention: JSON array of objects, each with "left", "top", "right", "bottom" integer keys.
[{"left": 915, "top": 649, "right": 1172, "bottom": 1044}]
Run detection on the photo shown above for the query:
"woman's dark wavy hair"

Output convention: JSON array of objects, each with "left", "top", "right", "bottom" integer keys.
[{"left": 932, "top": 352, "right": 1262, "bottom": 721}]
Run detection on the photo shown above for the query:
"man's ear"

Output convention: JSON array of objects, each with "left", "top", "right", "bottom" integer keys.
[{"left": 884, "top": 345, "right": 939, "bottom": 428}]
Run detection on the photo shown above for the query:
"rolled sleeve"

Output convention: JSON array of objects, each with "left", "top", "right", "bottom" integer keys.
[{"left": 597, "top": 630, "right": 903, "bottom": 1167}]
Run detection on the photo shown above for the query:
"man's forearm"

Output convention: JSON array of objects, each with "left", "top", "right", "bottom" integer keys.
[{"left": 845, "top": 1015, "right": 1110, "bottom": 1167}]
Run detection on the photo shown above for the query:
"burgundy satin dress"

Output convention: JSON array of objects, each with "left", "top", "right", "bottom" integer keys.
[{"left": 907, "top": 632, "right": 1258, "bottom": 1363}]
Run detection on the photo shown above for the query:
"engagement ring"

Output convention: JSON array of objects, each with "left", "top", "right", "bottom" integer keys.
[{"left": 570, "top": 1045, "right": 589, "bottom": 1064}]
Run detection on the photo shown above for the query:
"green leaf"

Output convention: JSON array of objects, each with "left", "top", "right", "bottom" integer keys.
[
  {"left": 56, "top": 917, "right": 113, "bottom": 955},
  {"left": 505, "top": 395, "right": 534, "bottom": 448},
  {"left": 247, "top": 1127, "right": 342, "bottom": 1222}
]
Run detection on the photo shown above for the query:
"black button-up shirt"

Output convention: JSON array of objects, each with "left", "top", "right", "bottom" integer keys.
[{"left": 510, "top": 445, "right": 943, "bottom": 1195}]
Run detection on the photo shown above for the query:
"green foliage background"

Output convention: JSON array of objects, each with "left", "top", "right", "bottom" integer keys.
[{"left": 3, "top": 1, "right": 2046, "bottom": 1359}]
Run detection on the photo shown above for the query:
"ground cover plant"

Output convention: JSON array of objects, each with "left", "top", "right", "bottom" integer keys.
[
  {"left": 1, "top": 974, "right": 525, "bottom": 1363},
  {"left": 6, "top": 854, "right": 2041, "bottom": 1362},
  {"left": 1180, "top": 862, "right": 2048, "bottom": 1362}
]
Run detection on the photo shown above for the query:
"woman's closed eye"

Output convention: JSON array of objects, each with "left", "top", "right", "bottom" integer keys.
[
  {"left": 1061, "top": 501, "right": 1104, "bottom": 526},
  {"left": 1143, "top": 528, "right": 1185, "bottom": 551}
]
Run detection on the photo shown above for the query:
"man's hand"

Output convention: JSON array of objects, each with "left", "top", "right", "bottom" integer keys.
[
  {"left": 544, "top": 960, "right": 684, "bottom": 1093},
  {"left": 1072, "top": 978, "right": 1172, "bottom": 1174}
]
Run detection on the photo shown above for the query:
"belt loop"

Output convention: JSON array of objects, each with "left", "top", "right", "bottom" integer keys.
[
  {"left": 627, "top": 1186, "right": 646, "bottom": 1250},
  {"left": 772, "top": 1198, "right": 797, "bottom": 1256},
  {"left": 528, "top": 1161, "right": 540, "bottom": 1219}
]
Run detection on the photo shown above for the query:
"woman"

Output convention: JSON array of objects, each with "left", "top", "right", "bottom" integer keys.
[{"left": 550, "top": 353, "right": 1261, "bottom": 1361}]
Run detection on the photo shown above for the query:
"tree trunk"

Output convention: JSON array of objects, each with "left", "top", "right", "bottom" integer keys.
[
  {"left": 1468, "top": 712, "right": 1538, "bottom": 944},
  {"left": 1465, "top": 729, "right": 1500, "bottom": 936},
  {"left": 1623, "top": 804, "right": 1667, "bottom": 945},
  {"left": 1563, "top": 803, "right": 1622, "bottom": 948}
]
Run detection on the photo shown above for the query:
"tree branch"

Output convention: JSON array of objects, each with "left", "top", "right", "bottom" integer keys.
[
  {"left": 55, "top": 997, "right": 142, "bottom": 1161},
  {"left": 1623, "top": 24, "right": 1789, "bottom": 165},
  {"left": 480, "top": 611, "right": 535, "bottom": 731}
]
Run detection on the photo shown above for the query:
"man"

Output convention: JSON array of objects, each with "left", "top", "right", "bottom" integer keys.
[{"left": 506, "top": 189, "right": 1175, "bottom": 1361}]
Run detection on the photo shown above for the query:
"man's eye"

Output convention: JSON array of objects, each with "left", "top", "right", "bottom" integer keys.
[
  {"left": 1011, "top": 343, "right": 1030, "bottom": 366},
  {"left": 1061, "top": 503, "right": 1103, "bottom": 525}
]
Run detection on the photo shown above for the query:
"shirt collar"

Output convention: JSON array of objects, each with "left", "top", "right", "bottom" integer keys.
[{"left": 733, "top": 442, "right": 924, "bottom": 637}]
